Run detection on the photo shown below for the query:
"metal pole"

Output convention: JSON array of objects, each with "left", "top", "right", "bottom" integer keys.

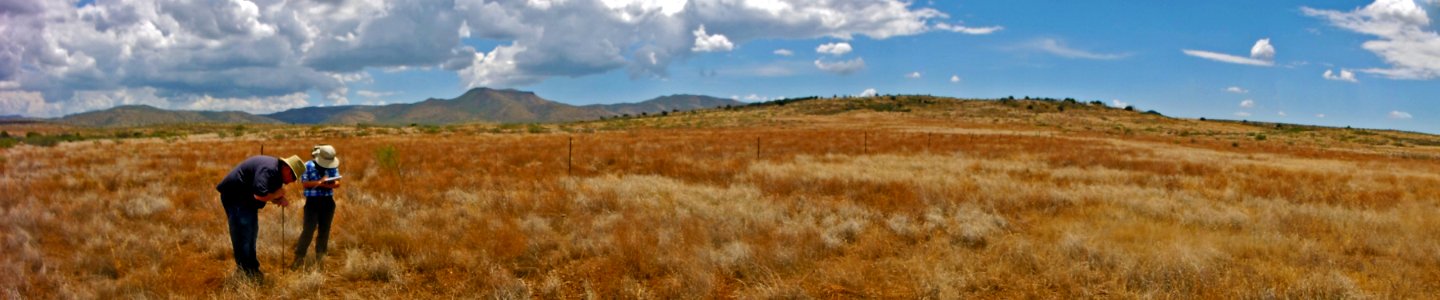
[{"left": 568, "top": 136, "right": 573, "bottom": 177}]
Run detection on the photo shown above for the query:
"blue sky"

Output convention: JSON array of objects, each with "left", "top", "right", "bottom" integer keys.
[{"left": 2, "top": 0, "right": 1438, "bottom": 133}]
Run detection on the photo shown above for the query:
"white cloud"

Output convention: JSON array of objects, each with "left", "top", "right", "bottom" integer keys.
[
  {"left": 1234, "top": 111, "right": 1252, "bottom": 117},
  {"left": 949, "top": 75, "right": 961, "bottom": 83},
  {"left": 1390, "top": 110, "right": 1414, "bottom": 119},
  {"left": 814, "top": 58, "right": 866, "bottom": 75},
  {"left": 1305, "top": 0, "right": 1440, "bottom": 79},
  {"left": 1240, "top": 99, "right": 1255, "bottom": 108},
  {"left": 1251, "top": 38, "right": 1276, "bottom": 61},
  {"left": 741, "top": 94, "right": 770, "bottom": 101},
  {"left": 816, "top": 42, "right": 853, "bottom": 56},
  {"left": 1225, "top": 86, "right": 1249, "bottom": 94},
  {"left": 1182, "top": 50, "right": 1275, "bottom": 67},
  {"left": 0, "top": 90, "right": 54, "bottom": 117},
  {"left": 933, "top": 23, "right": 1003, "bottom": 35},
  {"left": 356, "top": 90, "right": 398, "bottom": 98},
  {"left": 1111, "top": 99, "right": 1129, "bottom": 108},
  {"left": 1, "top": 0, "right": 963, "bottom": 117},
  {"left": 1278, "top": 111, "right": 1288, "bottom": 116},
  {"left": 858, "top": 88, "right": 878, "bottom": 97},
  {"left": 1028, "top": 38, "right": 1128, "bottom": 60},
  {"left": 1323, "top": 69, "right": 1360, "bottom": 82},
  {"left": 1316, "top": 113, "right": 1327, "bottom": 118},
  {"left": 773, "top": 49, "right": 794, "bottom": 56},
  {"left": 692, "top": 25, "right": 735, "bottom": 52},
  {"left": 1182, "top": 38, "right": 1277, "bottom": 66},
  {"left": 905, "top": 72, "right": 921, "bottom": 79},
  {"left": 184, "top": 92, "right": 312, "bottom": 113}
]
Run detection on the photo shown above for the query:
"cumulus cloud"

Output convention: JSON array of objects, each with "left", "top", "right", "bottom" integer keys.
[
  {"left": 1182, "top": 39, "right": 1277, "bottom": 66},
  {"left": 1028, "top": 38, "right": 1128, "bottom": 60},
  {"left": 1389, "top": 110, "right": 1413, "bottom": 119},
  {"left": 356, "top": 90, "right": 399, "bottom": 99},
  {"left": 737, "top": 94, "right": 771, "bottom": 101},
  {"left": 1225, "top": 86, "right": 1249, "bottom": 94},
  {"left": 1323, "top": 69, "right": 1359, "bottom": 82},
  {"left": 1316, "top": 113, "right": 1327, "bottom": 118},
  {"left": 773, "top": 49, "right": 794, "bottom": 56},
  {"left": 1304, "top": 0, "right": 1440, "bottom": 79},
  {"left": 1278, "top": 111, "right": 1288, "bottom": 116},
  {"left": 692, "top": 25, "right": 735, "bottom": 52},
  {"left": 814, "top": 58, "right": 866, "bottom": 75},
  {"left": 933, "top": 23, "right": 1003, "bottom": 35},
  {"left": 1111, "top": 99, "right": 1129, "bottom": 108},
  {"left": 1240, "top": 99, "right": 1256, "bottom": 108},
  {"left": 0, "top": 91, "right": 52, "bottom": 117},
  {"left": 950, "top": 75, "right": 961, "bottom": 83},
  {"left": 906, "top": 72, "right": 922, "bottom": 79},
  {"left": 1251, "top": 38, "right": 1276, "bottom": 61},
  {"left": 816, "top": 42, "right": 853, "bottom": 56},
  {"left": 0, "top": 0, "right": 974, "bottom": 117},
  {"left": 858, "top": 88, "right": 878, "bottom": 97}
]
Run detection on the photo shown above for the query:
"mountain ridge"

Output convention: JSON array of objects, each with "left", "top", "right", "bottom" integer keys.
[{"left": 54, "top": 88, "right": 742, "bottom": 127}]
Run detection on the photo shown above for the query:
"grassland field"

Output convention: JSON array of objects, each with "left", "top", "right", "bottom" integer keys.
[{"left": 3, "top": 96, "right": 1440, "bottom": 298}]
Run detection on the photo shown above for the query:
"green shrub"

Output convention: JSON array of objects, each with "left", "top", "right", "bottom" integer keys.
[{"left": 375, "top": 145, "right": 399, "bottom": 171}]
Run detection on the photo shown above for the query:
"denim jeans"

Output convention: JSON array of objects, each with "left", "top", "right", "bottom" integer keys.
[
  {"left": 294, "top": 196, "right": 335, "bottom": 261},
  {"left": 221, "top": 193, "right": 263, "bottom": 280}
]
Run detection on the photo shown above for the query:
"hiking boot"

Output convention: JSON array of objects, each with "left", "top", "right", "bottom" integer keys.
[
  {"left": 289, "top": 256, "right": 305, "bottom": 271},
  {"left": 238, "top": 269, "right": 265, "bottom": 285},
  {"left": 314, "top": 252, "right": 326, "bottom": 271}
]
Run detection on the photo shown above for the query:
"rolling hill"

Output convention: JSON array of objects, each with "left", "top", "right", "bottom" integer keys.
[
  {"left": 263, "top": 88, "right": 614, "bottom": 125},
  {"left": 51, "top": 88, "right": 744, "bottom": 127},
  {"left": 583, "top": 94, "right": 741, "bottom": 116},
  {"left": 264, "top": 88, "right": 741, "bottom": 125},
  {"left": 57, "top": 105, "right": 285, "bottom": 127}
]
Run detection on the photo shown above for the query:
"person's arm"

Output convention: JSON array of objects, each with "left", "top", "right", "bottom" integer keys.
[
  {"left": 250, "top": 167, "right": 289, "bottom": 206},
  {"left": 255, "top": 189, "right": 285, "bottom": 201},
  {"left": 319, "top": 168, "right": 341, "bottom": 189},
  {"left": 323, "top": 171, "right": 341, "bottom": 189}
]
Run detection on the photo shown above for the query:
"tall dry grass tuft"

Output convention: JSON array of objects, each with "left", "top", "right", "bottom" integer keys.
[{"left": 342, "top": 250, "right": 401, "bottom": 282}]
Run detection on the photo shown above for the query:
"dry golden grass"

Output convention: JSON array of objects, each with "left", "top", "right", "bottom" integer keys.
[{"left": 3, "top": 97, "right": 1440, "bottom": 298}]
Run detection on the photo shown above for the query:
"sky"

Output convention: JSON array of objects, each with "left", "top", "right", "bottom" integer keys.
[{"left": 1, "top": 0, "right": 1438, "bottom": 133}]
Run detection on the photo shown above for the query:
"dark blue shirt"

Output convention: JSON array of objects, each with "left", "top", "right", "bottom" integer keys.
[{"left": 216, "top": 155, "right": 285, "bottom": 209}]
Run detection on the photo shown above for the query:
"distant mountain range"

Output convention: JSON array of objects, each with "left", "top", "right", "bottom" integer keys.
[
  {"left": 60, "top": 106, "right": 286, "bottom": 127},
  {"left": 55, "top": 88, "right": 742, "bottom": 127}
]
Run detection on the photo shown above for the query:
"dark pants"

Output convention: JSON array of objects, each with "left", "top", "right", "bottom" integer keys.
[
  {"left": 294, "top": 196, "right": 336, "bottom": 262},
  {"left": 221, "top": 194, "right": 262, "bottom": 280}
]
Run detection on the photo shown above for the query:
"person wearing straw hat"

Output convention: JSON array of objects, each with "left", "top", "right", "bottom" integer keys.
[
  {"left": 291, "top": 144, "right": 342, "bottom": 270},
  {"left": 215, "top": 154, "right": 305, "bottom": 283}
]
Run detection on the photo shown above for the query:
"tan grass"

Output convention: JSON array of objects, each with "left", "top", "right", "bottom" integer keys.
[{"left": 3, "top": 104, "right": 1440, "bottom": 297}]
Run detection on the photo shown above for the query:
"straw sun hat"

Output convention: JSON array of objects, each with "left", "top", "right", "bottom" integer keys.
[
  {"left": 279, "top": 155, "right": 305, "bottom": 181},
  {"left": 311, "top": 144, "right": 340, "bottom": 168}
]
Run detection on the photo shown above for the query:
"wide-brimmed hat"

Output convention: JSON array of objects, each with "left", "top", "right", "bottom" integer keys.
[
  {"left": 311, "top": 144, "right": 339, "bottom": 168},
  {"left": 279, "top": 155, "right": 305, "bottom": 182}
]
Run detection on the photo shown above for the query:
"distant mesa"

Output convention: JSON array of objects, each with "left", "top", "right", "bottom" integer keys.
[{"left": 53, "top": 88, "right": 743, "bottom": 127}]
